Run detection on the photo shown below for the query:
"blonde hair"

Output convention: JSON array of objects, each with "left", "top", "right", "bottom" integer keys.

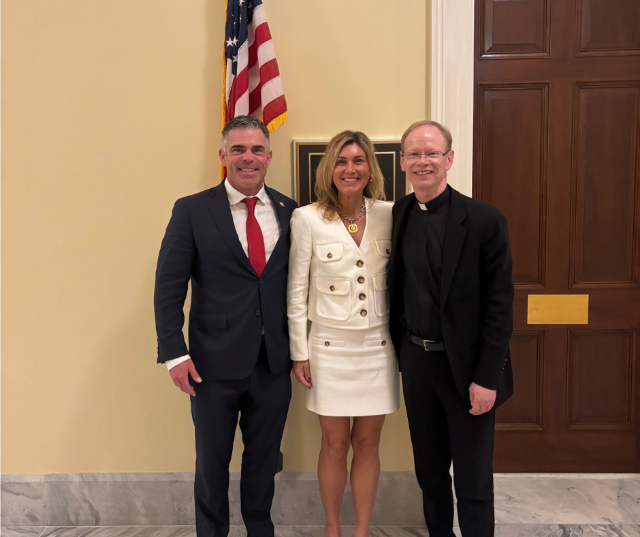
[
  {"left": 314, "top": 130, "right": 386, "bottom": 220},
  {"left": 401, "top": 120, "right": 453, "bottom": 151}
]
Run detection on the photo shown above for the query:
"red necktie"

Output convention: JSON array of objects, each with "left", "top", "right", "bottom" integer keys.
[{"left": 242, "top": 197, "right": 267, "bottom": 276}]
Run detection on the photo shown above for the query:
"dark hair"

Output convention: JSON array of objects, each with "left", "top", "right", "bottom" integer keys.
[{"left": 221, "top": 116, "right": 270, "bottom": 153}]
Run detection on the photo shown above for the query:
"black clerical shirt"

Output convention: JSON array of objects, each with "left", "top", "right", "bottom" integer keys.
[{"left": 401, "top": 186, "right": 451, "bottom": 340}]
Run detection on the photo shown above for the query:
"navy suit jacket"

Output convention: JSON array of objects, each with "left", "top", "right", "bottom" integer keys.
[{"left": 154, "top": 181, "right": 298, "bottom": 380}]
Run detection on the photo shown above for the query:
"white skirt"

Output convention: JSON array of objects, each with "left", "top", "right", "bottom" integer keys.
[{"left": 305, "top": 323, "right": 400, "bottom": 416}]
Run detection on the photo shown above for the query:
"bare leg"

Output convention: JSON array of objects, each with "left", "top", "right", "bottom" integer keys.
[
  {"left": 350, "top": 415, "right": 386, "bottom": 537},
  {"left": 318, "top": 415, "right": 351, "bottom": 537}
]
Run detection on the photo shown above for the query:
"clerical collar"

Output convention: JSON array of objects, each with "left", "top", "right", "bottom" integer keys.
[{"left": 416, "top": 185, "right": 450, "bottom": 212}]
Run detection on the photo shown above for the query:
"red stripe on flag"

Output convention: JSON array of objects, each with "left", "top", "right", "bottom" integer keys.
[
  {"left": 234, "top": 67, "right": 249, "bottom": 107},
  {"left": 249, "top": 89, "right": 261, "bottom": 117},
  {"left": 260, "top": 58, "right": 281, "bottom": 84},
  {"left": 263, "top": 94, "right": 287, "bottom": 127},
  {"left": 226, "top": 75, "right": 238, "bottom": 121},
  {"left": 248, "top": 23, "right": 273, "bottom": 70},
  {"left": 249, "top": 59, "right": 281, "bottom": 115}
]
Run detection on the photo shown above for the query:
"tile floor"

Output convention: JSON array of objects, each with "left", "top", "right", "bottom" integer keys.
[{"left": 3, "top": 526, "right": 640, "bottom": 536}]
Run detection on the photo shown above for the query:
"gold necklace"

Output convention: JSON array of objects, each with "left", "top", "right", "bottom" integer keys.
[{"left": 337, "top": 199, "right": 366, "bottom": 234}]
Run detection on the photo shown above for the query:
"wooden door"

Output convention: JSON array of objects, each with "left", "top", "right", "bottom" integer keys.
[{"left": 474, "top": 0, "right": 640, "bottom": 471}]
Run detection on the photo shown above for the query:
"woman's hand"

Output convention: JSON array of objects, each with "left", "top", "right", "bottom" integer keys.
[{"left": 293, "top": 360, "right": 313, "bottom": 389}]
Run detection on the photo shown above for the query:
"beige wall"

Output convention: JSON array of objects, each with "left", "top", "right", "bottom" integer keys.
[{"left": 1, "top": 0, "right": 429, "bottom": 473}]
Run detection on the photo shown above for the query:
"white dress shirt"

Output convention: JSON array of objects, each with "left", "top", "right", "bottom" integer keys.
[{"left": 165, "top": 180, "right": 281, "bottom": 370}]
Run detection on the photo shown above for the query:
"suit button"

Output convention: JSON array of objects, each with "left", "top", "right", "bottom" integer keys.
[
  {"left": 360, "top": 309, "right": 367, "bottom": 317},
  {"left": 356, "top": 260, "right": 364, "bottom": 267},
  {"left": 381, "top": 340, "right": 387, "bottom": 346},
  {"left": 260, "top": 279, "right": 264, "bottom": 284},
  {"left": 325, "top": 341, "right": 330, "bottom": 347},
  {"left": 256, "top": 310, "right": 261, "bottom": 316},
  {"left": 330, "top": 285, "right": 335, "bottom": 291},
  {"left": 327, "top": 253, "right": 333, "bottom": 259},
  {"left": 359, "top": 293, "right": 366, "bottom": 300},
  {"left": 358, "top": 276, "right": 365, "bottom": 284}
]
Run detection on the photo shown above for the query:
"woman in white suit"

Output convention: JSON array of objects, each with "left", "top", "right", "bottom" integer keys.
[{"left": 287, "top": 130, "right": 400, "bottom": 537}]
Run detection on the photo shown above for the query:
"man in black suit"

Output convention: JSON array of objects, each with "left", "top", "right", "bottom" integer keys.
[
  {"left": 388, "top": 120, "right": 514, "bottom": 537},
  {"left": 154, "top": 115, "right": 297, "bottom": 537}
]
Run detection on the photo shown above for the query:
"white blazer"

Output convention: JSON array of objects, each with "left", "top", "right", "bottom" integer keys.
[{"left": 287, "top": 198, "right": 393, "bottom": 362}]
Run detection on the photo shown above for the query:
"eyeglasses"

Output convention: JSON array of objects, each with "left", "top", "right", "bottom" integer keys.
[{"left": 402, "top": 150, "right": 451, "bottom": 162}]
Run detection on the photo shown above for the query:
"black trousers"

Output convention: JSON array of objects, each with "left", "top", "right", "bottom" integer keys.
[
  {"left": 398, "top": 336, "right": 495, "bottom": 537},
  {"left": 190, "top": 342, "right": 291, "bottom": 537}
]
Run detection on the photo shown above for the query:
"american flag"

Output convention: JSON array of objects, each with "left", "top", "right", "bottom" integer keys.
[{"left": 223, "top": 0, "right": 288, "bottom": 133}]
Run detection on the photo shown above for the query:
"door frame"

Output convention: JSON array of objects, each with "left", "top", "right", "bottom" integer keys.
[{"left": 430, "top": 0, "right": 475, "bottom": 197}]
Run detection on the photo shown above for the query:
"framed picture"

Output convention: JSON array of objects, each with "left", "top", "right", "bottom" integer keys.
[{"left": 292, "top": 139, "right": 408, "bottom": 206}]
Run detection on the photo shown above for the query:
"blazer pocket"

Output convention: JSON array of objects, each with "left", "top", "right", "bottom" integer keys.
[
  {"left": 372, "top": 273, "right": 390, "bottom": 317},
  {"left": 316, "top": 242, "right": 343, "bottom": 262},
  {"left": 375, "top": 240, "right": 392, "bottom": 257},
  {"left": 365, "top": 338, "right": 390, "bottom": 347},
  {"left": 190, "top": 313, "right": 227, "bottom": 329},
  {"left": 311, "top": 337, "right": 346, "bottom": 348},
  {"left": 315, "top": 276, "right": 351, "bottom": 321}
]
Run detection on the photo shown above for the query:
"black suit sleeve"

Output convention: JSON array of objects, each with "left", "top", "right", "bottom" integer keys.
[
  {"left": 154, "top": 199, "right": 195, "bottom": 363},
  {"left": 474, "top": 213, "right": 514, "bottom": 390}
]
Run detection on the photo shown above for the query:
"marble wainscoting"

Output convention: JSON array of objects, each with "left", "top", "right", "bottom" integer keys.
[{"left": 2, "top": 472, "right": 639, "bottom": 531}]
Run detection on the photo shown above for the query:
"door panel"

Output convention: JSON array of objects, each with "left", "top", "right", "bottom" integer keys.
[
  {"left": 496, "top": 332, "right": 544, "bottom": 430},
  {"left": 479, "top": 0, "right": 550, "bottom": 57},
  {"left": 576, "top": 0, "right": 640, "bottom": 56},
  {"left": 572, "top": 82, "right": 640, "bottom": 286},
  {"left": 568, "top": 330, "right": 636, "bottom": 430},
  {"left": 477, "top": 84, "right": 548, "bottom": 287}
]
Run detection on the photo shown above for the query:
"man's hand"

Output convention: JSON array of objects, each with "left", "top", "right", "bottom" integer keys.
[
  {"left": 469, "top": 382, "right": 496, "bottom": 415},
  {"left": 292, "top": 360, "right": 312, "bottom": 389},
  {"left": 169, "top": 358, "right": 202, "bottom": 396}
]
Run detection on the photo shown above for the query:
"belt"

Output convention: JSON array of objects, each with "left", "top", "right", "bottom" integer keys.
[{"left": 408, "top": 332, "right": 445, "bottom": 352}]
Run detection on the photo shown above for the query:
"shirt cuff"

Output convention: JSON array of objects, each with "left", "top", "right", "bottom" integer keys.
[{"left": 165, "top": 355, "right": 190, "bottom": 371}]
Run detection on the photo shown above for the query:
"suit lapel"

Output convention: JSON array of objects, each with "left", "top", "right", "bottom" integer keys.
[
  {"left": 205, "top": 181, "right": 257, "bottom": 276},
  {"left": 392, "top": 194, "right": 415, "bottom": 249},
  {"left": 440, "top": 188, "right": 467, "bottom": 308},
  {"left": 260, "top": 186, "right": 289, "bottom": 278},
  {"left": 389, "top": 193, "right": 415, "bottom": 282}
]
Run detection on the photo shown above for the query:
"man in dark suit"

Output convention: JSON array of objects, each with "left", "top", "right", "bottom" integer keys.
[
  {"left": 154, "top": 115, "right": 297, "bottom": 537},
  {"left": 388, "top": 120, "right": 514, "bottom": 537}
]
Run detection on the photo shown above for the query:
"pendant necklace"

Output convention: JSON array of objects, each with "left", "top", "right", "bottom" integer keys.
[{"left": 337, "top": 199, "right": 366, "bottom": 234}]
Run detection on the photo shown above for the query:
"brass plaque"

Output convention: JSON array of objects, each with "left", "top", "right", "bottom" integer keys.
[{"left": 527, "top": 295, "right": 589, "bottom": 324}]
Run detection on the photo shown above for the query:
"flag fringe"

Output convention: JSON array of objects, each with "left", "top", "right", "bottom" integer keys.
[
  {"left": 266, "top": 112, "right": 288, "bottom": 133},
  {"left": 220, "top": 0, "right": 229, "bottom": 182}
]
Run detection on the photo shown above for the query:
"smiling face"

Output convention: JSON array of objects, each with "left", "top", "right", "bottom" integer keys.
[
  {"left": 401, "top": 124, "right": 454, "bottom": 200},
  {"left": 331, "top": 143, "right": 370, "bottom": 200},
  {"left": 219, "top": 128, "right": 272, "bottom": 196}
]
